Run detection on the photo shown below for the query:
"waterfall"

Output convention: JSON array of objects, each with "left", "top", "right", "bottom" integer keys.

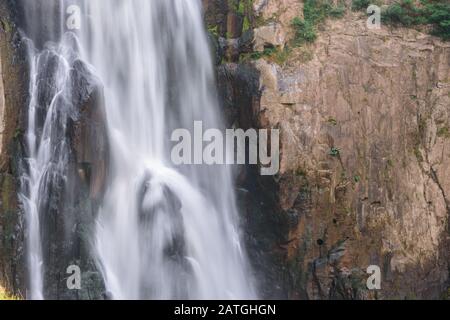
[
  {"left": 20, "top": 26, "right": 87, "bottom": 300},
  {"left": 19, "top": 0, "right": 256, "bottom": 300}
]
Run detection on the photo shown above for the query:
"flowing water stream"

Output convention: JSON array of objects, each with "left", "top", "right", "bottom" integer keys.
[{"left": 19, "top": 0, "right": 256, "bottom": 300}]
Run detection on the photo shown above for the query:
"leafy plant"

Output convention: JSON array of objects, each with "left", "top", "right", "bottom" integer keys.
[
  {"left": 227, "top": 0, "right": 255, "bottom": 34},
  {"left": 207, "top": 25, "right": 218, "bottom": 37},
  {"left": 437, "top": 126, "right": 450, "bottom": 138},
  {"left": 383, "top": 0, "right": 426, "bottom": 26},
  {"left": 292, "top": 17, "right": 317, "bottom": 45},
  {"left": 352, "top": 0, "right": 371, "bottom": 11},
  {"left": 351, "top": 0, "right": 449, "bottom": 40},
  {"left": 330, "top": 5, "right": 346, "bottom": 18},
  {"left": 380, "top": 0, "right": 450, "bottom": 40},
  {"left": 292, "top": 0, "right": 347, "bottom": 46},
  {"left": 243, "top": 15, "right": 251, "bottom": 32},
  {"left": 245, "top": 46, "right": 291, "bottom": 65},
  {"left": 423, "top": 0, "right": 450, "bottom": 40},
  {"left": 329, "top": 147, "right": 341, "bottom": 157},
  {"left": 327, "top": 117, "right": 338, "bottom": 126},
  {"left": 249, "top": 46, "right": 276, "bottom": 59}
]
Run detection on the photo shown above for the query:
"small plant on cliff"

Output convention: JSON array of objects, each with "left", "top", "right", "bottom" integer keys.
[
  {"left": 329, "top": 147, "right": 341, "bottom": 157},
  {"left": 327, "top": 117, "right": 338, "bottom": 126},
  {"left": 437, "top": 126, "right": 450, "bottom": 138},
  {"left": 243, "top": 15, "right": 251, "bottom": 32},
  {"left": 244, "top": 46, "right": 291, "bottom": 65},
  {"left": 292, "top": 17, "right": 317, "bottom": 45},
  {"left": 292, "top": 0, "right": 347, "bottom": 46},
  {"left": 424, "top": 0, "right": 450, "bottom": 40},
  {"left": 0, "top": 286, "right": 20, "bottom": 300},
  {"left": 329, "top": 5, "right": 346, "bottom": 18},
  {"left": 228, "top": 0, "right": 254, "bottom": 33},
  {"left": 351, "top": 0, "right": 450, "bottom": 41},
  {"left": 383, "top": 0, "right": 427, "bottom": 26},
  {"left": 351, "top": 0, "right": 371, "bottom": 11},
  {"left": 248, "top": 46, "right": 276, "bottom": 60},
  {"left": 304, "top": 0, "right": 345, "bottom": 24},
  {"left": 207, "top": 25, "right": 219, "bottom": 37},
  {"left": 384, "top": 0, "right": 450, "bottom": 40}
]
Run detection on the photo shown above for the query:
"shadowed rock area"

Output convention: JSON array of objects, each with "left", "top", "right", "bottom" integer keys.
[{"left": 0, "top": 0, "right": 29, "bottom": 298}]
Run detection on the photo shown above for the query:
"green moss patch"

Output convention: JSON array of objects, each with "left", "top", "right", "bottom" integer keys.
[
  {"left": 353, "top": 0, "right": 450, "bottom": 41},
  {"left": 292, "top": 0, "right": 347, "bottom": 46}
]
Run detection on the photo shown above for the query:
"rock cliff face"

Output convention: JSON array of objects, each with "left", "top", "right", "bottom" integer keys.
[
  {"left": 207, "top": 0, "right": 450, "bottom": 299},
  {"left": 0, "top": 0, "right": 28, "bottom": 297}
]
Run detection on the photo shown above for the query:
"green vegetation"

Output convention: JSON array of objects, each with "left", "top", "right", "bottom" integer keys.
[
  {"left": 268, "top": 47, "right": 292, "bottom": 64},
  {"left": 230, "top": 0, "right": 254, "bottom": 33},
  {"left": 437, "top": 126, "right": 450, "bottom": 138},
  {"left": 353, "top": 0, "right": 450, "bottom": 41},
  {"left": 292, "top": 0, "right": 347, "bottom": 46},
  {"left": 243, "top": 46, "right": 292, "bottom": 65},
  {"left": 0, "top": 18, "right": 12, "bottom": 34},
  {"left": 329, "top": 5, "right": 346, "bottom": 18},
  {"left": 329, "top": 147, "right": 341, "bottom": 157},
  {"left": 0, "top": 286, "right": 20, "bottom": 300},
  {"left": 414, "top": 146, "right": 424, "bottom": 162},
  {"left": 417, "top": 0, "right": 449, "bottom": 40},
  {"left": 243, "top": 15, "right": 251, "bottom": 32},
  {"left": 236, "top": 0, "right": 348, "bottom": 63},
  {"left": 292, "top": 17, "right": 317, "bottom": 45},
  {"left": 327, "top": 117, "right": 338, "bottom": 126},
  {"left": 247, "top": 47, "right": 276, "bottom": 60},
  {"left": 303, "top": 0, "right": 341, "bottom": 24},
  {"left": 237, "top": 0, "right": 246, "bottom": 15},
  {"left": 208, "top": 0, "right": 254, "bottom": 39},
  {"left": 352, "top": 0, "right": 372, "bottom": 11},
  {"left": 208, "top": 26, "right": 218, "bottom": 37},
  {"left": 383, "top": 0, "right": 429, "bottom": 26}
]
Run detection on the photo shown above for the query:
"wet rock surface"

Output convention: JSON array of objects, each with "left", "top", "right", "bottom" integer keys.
[
  {"left": 70, "top": 59, "right": 109, "bottom": 201},
  {"left": 0, "top": 0, "right": 29, "bottom": 298},
  {"left": 39, "top": 58, "right": 108, "bottom": 300}
]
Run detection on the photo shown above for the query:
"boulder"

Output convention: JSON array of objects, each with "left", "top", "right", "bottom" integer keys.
[
  {"left": 70, "top": 59, "right": 108, "bottom": 201},
  {"left": 253, "top": 23, "right": 286, "bottom": 52}
]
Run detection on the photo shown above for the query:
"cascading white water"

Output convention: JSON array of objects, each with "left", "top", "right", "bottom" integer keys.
[
  {"left": 20, "top": 28, "right": 86, "bottom": 300},
  {"left": 20, "top": 0, "right": 256, "bottom": 299},
  {"left": 82, "top": 0, "right": 256, "bottom": 299}
]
